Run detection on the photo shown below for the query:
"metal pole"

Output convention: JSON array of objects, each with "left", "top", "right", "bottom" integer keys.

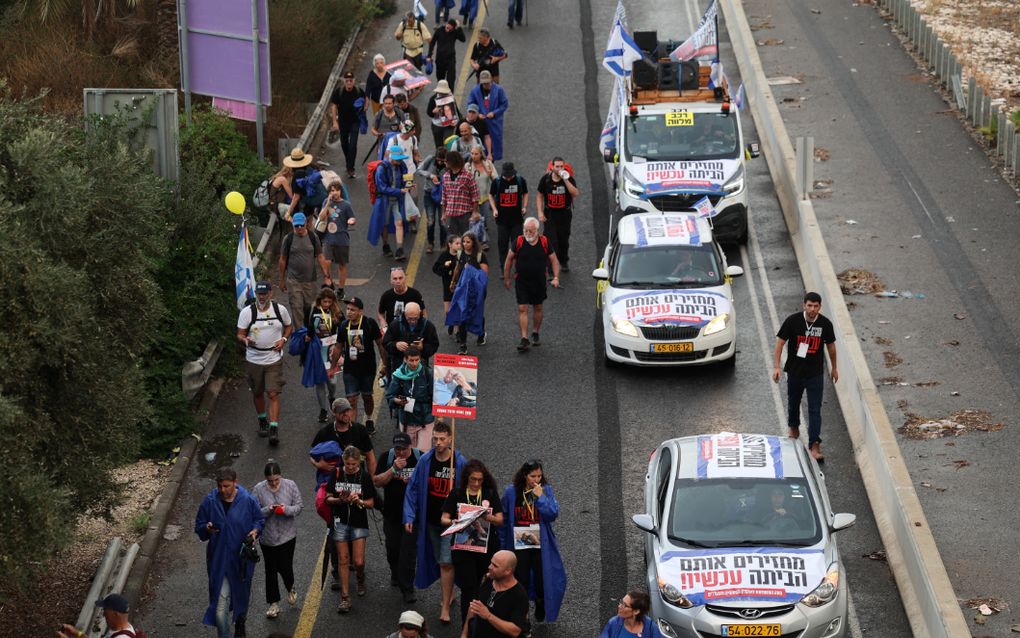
[
  {"left": 177, "top": 0, "right": 192, "bottom": 123},
  {"left": 252, "top": 0, "right": 264, "bottom": 160},
  {"left": 76, "top": 538, "right": 122, "bottom": 632}
]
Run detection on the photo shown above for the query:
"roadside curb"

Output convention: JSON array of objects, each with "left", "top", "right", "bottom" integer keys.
[{"left": 123, "top": 377, "right": 224, "bottom": 610}]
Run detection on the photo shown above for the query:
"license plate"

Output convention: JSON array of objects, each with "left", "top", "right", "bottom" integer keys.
[
  {"left": 651, "top": 342, "right": 694, "bottom": 353},
  {"left": 721, "top": 625, "right": 782, "bottom": 637}
]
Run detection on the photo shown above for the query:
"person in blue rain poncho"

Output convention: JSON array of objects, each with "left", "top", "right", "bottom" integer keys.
[
  {"left": 369, "top": 145, "right": 413, "bottom": 260},
  {"left": 467, "top": 70, "right": 509, "bottom": 161}
]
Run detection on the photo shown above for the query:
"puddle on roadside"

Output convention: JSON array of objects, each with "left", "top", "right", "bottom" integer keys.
[{"left": 195, "top": 433, "right": 245, "bottom": 478}]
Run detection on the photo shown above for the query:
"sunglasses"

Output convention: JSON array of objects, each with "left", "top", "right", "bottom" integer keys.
[{"left": 524, "top": 459, "right": 542, "bottom": 470}]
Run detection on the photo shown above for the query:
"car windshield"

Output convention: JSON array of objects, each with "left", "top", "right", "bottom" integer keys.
[
  {"left": 668, "top": 478, "right": 822, "bottom": 547},
  {"left": 625, "top": 112, "right": 739, "bottom": 161},
  {"left": 613, "top": 243, "right": 723, "bottom": 288}
]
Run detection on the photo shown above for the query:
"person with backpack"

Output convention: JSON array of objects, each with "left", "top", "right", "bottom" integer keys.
[
  {"left": 536, "top": 157, "right": 580, "bottom": 272},
  {"left": 374, "top": 431, "right": 423, "bottom": 604},
  {"left": 237, "top": 281, "right": 293, "bottom": 444},
  {"left": 278, "top": 213, "right": 330, "bottom": 330},
  {"left": 317, "top": 180, "right": 357, "bottom": 301},
  {"left": 503, "top": 218, "right": 561, "bottom": 352},
  {"left": 368, "top": 145, "right": 414, "bottom": 260},
  {"left": 395, "top": 12, "right": 432, "bottom": 70},
  {"left": 325, "top": 446, "right": 377, "bottom": 614},
  {"left": 58, "top": 593, "right": 139, "bottom": 638},
  {"left": 489, "top": 162, "right": 529, "bottom": 268},
  {"left": 417, "top": 148, "right": 450, "bottom": 253},
  {"left": 441, "top": 151, "right": 479, "bottom": 238},
  {"left": 386, "top": 346, "right": 435, "bottom": 449},
  {"left": 432, "top": 234, "right": 461, "bottom": 322}
]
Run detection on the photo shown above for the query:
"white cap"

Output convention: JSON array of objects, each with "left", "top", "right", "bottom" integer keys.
[{"left": 398, "top": 610, "right": 425, "bottom": 627}]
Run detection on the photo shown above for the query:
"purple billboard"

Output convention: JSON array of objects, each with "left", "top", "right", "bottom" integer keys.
[{"left": 182, "top": 0, "right": 271, "bottom": 106}]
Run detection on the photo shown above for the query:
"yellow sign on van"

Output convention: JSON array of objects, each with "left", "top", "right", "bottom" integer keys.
[{"left": 665, "top": 111, "right": 694, "bottom": 127}]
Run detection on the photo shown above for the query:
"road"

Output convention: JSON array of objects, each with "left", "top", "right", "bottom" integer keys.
[{"left": 134, "top": 0, "right": 911, "bottom": 636}]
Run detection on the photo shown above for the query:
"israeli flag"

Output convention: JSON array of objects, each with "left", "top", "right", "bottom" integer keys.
[
  {"left": 234, "top": 224, "right": 255, "bottom": 310},
  {"left": 694, "top": 195, "right": 716, "bottom": 218},
  {"left": 603, "top": 19, "right": 644, "bottom": 78},
  {"left": 734, "top": 82, "right": 746, "bottom": 110},
  {"left": 707, "top": 58, "right": 726, "bottom": 89},
  {"left": 600, "top": 78, "right": 626, "bottom": 154},
  {"left": 414, "top": 0, "right": 428, "bottom": 18}
]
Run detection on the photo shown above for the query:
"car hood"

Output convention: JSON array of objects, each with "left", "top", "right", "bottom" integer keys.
[
  {"left": 609, "top": 288, "right": 731, "bottom": 328},
  {"left": 628, "top": 159, "right": 741, "bottom": 197},
  {"left": 655, "top": 545, "right": 828, "bottom": 606}
]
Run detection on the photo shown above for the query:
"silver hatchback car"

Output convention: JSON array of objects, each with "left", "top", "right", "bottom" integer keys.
[{"left": 634, "top": 433, "right": 856, "bottom": 638}]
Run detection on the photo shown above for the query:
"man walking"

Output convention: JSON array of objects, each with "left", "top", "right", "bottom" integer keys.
[
  {"left": 329, "top": 71, "right": 366, "bottom": 179},
  {"left": 317, "top": 180, "right": 357, "bottom": 300},
  {"left": 195, "top": 468, "right": 265, "bottom": 638},
  {"left": 442, "top": 151, "right": 479, "bottom": 237},
  {"left": 427, "top": 18, "right": 466, "bottom": 89},
  {"left": 394, "top": 11, "right": 432, "bottom": 69},
  {"left": 374, "top": 431, "right": 422, "bottom": 603},
  {"left": 467, "top": 71, "right": 509, "bottom": 161},
  {"left": 236, "top": 281, "right": 293, "bottom": 445},
  {"left": 378, "top": 267, "right": 427, "bottom": 329},
  {"left": 489, "top": 161, "right": 528, "bottom": 268},
  {"left": 469, "top": 29, "right": 508, "bottom": 84},
  {"left": 337, "top": 297, "right": 386, "bottom": 434},
  {"left": 461, "top": 550, "right": 530, "bottom": 638},
  {"left": 536, "top": 158, "right": 580, "bottom": 272},
  {"left": 278, "top": 213, "right": 330, "bottom": 329},
  {"left": 383, "top": 302, "right": 440, "bottom": 377},
  {"left": 504, "top": 218, "right": 560, "bottom": 352},
  {"left": 386, "top": 346, "right": 436, "bottom": 449},
  {"left": 59, "top": 594, "right": 137, "bottom": 638},
  {"left": 772, "top": 292, "right": 838, "bottom": 461}
]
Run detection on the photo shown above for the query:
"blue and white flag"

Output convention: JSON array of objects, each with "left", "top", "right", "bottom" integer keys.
[
  {"left": 670, "top": 0, "right": 718, "bottom": 61},
  {"left": 734, "top": 82, "right": 746, "bottom": 110},
  {"left": 603, "top": 19, "right": 643, "bottom": 77},
  {"left": 234, "top": 224, "right": 255, "bottom": 310},
  {"left": 600, "top": 78, "right": 627, "bottom": 154},
  {"left": 707, "top": 58, "right": 726, "bottom": 89},
  {"left": 414, "top": 0, "right": 428, "bottom": 18}
]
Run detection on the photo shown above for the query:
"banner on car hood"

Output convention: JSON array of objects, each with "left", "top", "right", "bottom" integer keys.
[
  {"left": 658, "top": 548, "right": 827, "bottom": 605},
  {"left": 610, "top": 289, "right": 730, "bottom": 327},
  {"left": 697, "top": 432, "right": 784, "bottom": 479},
  {"left": 631, "top": 159, "right": 739, "bottom": 197}
]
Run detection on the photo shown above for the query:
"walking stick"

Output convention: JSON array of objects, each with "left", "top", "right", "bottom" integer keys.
[{"left": 361, "top": 135, "right": 382, "bottom": 165}]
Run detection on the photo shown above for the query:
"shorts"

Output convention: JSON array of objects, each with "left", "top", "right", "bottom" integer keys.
[
  {"left": 246, "top": 360, "right": 284, "bottom": 395},
  {"left": 515, "top": 277, "right": 547, "bottom": 306},
  {"left": 332, "top": 522, "right": 370, "bottom": 542},
  {"left": 324, "top": 243, "right": 350, "bottom": 265},
  {"left": 344, "top": 370, "right": 376, "bottom": 396},
  {"left": 427, "top": 524, "right": 453, "bottom": 564}
]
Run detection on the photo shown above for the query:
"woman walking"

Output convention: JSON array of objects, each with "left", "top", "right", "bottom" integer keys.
[
  {"left": 366, "top": 54, "right": 392, "bottom": 114},
  {"left": 468, "top": 146, "right": 496, "bottom": 245},
  {"left": 599, "top": 591, "right": 663, "bottom": 638},
  {"left": 326, "top": 446, "right": 377, "bottom": 613},
  {"left": 446, "top": 231, "right": 488, "bottom": 354},
  {"left": 500, "top": 459, "right": 566, "bottom": 627},
  {"left": 440, "top": 459, "right": 503, "bottom": 626},
  {"left": 308, "top": 288, "right": 342, "bottom": 423},
  {"left": 432, "top": 234, "right": 461, "bottom": 330},
  {"left": 251, "top": 462, "right": 304, "bottom": 620},
  {"left": 384, "top": 610, "right": 433, "bottom": 638}
]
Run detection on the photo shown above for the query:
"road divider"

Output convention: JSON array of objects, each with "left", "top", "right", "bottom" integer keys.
[{"left": 717, "top": 0, "right": 969, "bottom": 635}]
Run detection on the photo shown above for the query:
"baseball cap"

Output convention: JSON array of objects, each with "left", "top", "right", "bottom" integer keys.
[
  {"left": 309, "top": 440, "right": 341, "bottom": 460},
  {"left": 479, "top": 70, "right": 492, "bottom": 83},
  {"left": 392, "top": 432, "right": 412, "bottom": 449},
  {"left": 292, "top": 212, "right": 307, "bottom": 226},
  {"left": 501, "top": 161, "right": 516, "bottom": 177},
  {"left": 345, "top": 296, "right": 365, "bottom": 309},
  {"left": 331, "top": 397, "right": 352, "bottom": 413},
  {"left": 255, "top": 281, "right": 272, "bottom": 295},
  {"left": 342, "top": 71, "right": 354, "bottom": 79},
  {"left": 398, "top": 610, "right": 425, "bottom": 628},
  {"left": 466, "top": 103, "right": 480, "bottom": 113},
  {"left": 401, "top": 119, "right": 415, "bottom": 133},
  {"left": 95, "top": 593, "right": 130, "bottom": 614}
]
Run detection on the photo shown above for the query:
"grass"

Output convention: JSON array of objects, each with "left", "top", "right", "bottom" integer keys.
[{"left": 130, "top": 512, "right": 151, "bottom": 535}]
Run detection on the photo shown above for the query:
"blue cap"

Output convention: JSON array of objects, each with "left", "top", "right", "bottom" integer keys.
[
  {"left": 292, "top": 212, "right": 307, "bottom": 226},
  {"left": 95, "top": 593, "right": 130, "bottom": 613},
  {"left": 388, "top": 145, "right": 408, "bottom": 161},
  {"left": 309, "top": 441, "right": 341, "bottom": 460}
]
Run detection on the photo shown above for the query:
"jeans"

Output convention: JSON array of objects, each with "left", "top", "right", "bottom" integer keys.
[
  {"left": 339, "top": 123, "right": 359, "bottom": 172},
  {"left": 383, "top": 518, "right": 418, "bottom": 593},
  {"left": 445, "top": 213, "right": 470, "bottom": 237},
  {"left": 496, "top": 221, "right": 522, "bottom": 268},
  {"left": 543, "top": 209, "right": 573, "bottom": 265},
  {"left": 424, "top": 195, "right": 447, "bottom": 247},
  {"left": 215, "top": 578, "right": 232, "bottom": 638},
  {"left": 261, "top": 538, "right": 296, "bottom": 604},
  {"left": 786, "top": 373, "right": 824, "bottom": 444},
  {"left": 508, "top": 0, "right": 524, "bottom": 24}
]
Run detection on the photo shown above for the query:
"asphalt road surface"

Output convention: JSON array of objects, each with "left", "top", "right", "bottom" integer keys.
[{"left": 135, "top": 0, "right": 912, "bottom": 636}]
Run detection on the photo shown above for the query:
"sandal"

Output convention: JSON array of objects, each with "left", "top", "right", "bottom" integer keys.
[{"left": 337, "top": 595, "right": 352, "bottom": 614}]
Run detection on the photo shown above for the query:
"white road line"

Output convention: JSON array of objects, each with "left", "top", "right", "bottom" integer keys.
[{"left": 740, "top": 243, "right": 788, "bottom": 427}]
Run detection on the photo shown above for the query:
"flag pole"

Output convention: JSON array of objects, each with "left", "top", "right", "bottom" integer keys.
[{"left": 450, "top": 417, "right": 456, "bottom": 477}]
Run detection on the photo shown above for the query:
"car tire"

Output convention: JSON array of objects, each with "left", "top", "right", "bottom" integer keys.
[{"left": 737, "top": 215, "right": 749, "bottom": 245}]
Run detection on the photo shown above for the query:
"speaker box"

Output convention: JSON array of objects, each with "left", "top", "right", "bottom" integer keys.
[
  {"left": 679, "top": 60, "right": 700, "bottom": 90},
  {"left": 658, "top": 61, "right": 678, "bottom": 91},
  {"left": 632, "top": 31, "right": 658, "bottom": 56},
  {"left": 633, "top": 58, "right": 658, "bottom": 88}
]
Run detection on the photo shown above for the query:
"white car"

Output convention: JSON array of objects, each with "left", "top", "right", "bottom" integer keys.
[{"left": 592, "top": 213, "right": 743, "bottom": 367}]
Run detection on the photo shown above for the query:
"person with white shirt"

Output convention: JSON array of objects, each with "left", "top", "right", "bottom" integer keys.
[{"left": 236, "top": 281, "right": 293, "bottom": 445}]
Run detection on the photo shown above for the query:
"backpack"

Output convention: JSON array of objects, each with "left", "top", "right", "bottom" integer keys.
[
  {"left": 280, "top": 231, "right": 322, "bottom": 264},
  {"left": 366, "top": 160, "right": 384, "bottom": 204},
  {"left": 244, "top": 300, "right": 283, "bottom": 334},
  {"left": 252, "top": 179, "right": 271, "bottom": 209},
  {"left": 515, "top": 234, "right": 550, "bottom": 256},
  {"left": 430, "top": 174, "right": 444, "bottom": 205}
]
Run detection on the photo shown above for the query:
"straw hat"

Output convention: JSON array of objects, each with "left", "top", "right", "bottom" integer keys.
[
  {"left": 283, "top": 147, "right": 313, "bottom": 168},
  {"left": 433, "top": 79, "right": 452, "bottom": 94}
]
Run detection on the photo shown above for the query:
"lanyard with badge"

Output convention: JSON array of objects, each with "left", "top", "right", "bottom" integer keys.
[
  {"left": 797, "top": 312, "right": 814, "bottom": 358},
  {"left": 320, "top": 309, "right": 337, "bottom": 347},
  {"left": 347, "top": 316, "right": 363, "bottom": 360}
]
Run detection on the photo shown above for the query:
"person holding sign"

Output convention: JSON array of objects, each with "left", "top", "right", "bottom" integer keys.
[
  {"left": 386, "top": 346, "right": 436, "bottom": 450},
  {"left": 441, "top": 459, "right": 504, "bottom": 626},
  {"left": 772, "top": 292, "right": 838, "bottom": 461},
  {"left": 326, "top": 446, "right": 377, "bottom": 613},
  {"left": 499, "top": 460, "right": 566, "bottom": 628}
]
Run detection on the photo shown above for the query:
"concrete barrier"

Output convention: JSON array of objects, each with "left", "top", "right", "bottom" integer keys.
[{"left": 717, "top": 0, "right": 970, "bottom": 635}]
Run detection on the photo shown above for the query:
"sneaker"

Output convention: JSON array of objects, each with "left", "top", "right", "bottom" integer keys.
[
  {"left": 338, "top": 595, "right": 352, "bottom": 614},
  {"left": 318, "top": 409, "right": 328, "bottom": 423},
  {"left": 809, "top": 441, "right": 825, "bottom": 462},
  {"left": 335, "top": 288, "right": 345, "bottom": 302},
  {"left": 266, "top": 603, "right": 280, "bottom": 619},
  {"left": 517, "top": 338, "right": 531, "bottom": 352},
  {"left": 531, "top": 332, "right": 541, "bottom": 346},
  {"left": 235, "top": 617, "right": 247, "bottom": 637},
  {"left": 288, "top": 589, "right": 298, "bottom": 606},
  {"left": 347, "top": 169, "right": 356, "bottom": 179},
  {"left": 394, "top": 247, "right": 405, "bottom": 261},
  {"left": 508, "top": 21, "right": 514, "bottom": 29},
  {"left": 403, "top": 590, "right": 417, "bottom": 604},
  {"left": 257, "top": 417, "right": 269, "bottom": 438},
  {"left": 448, "top": 325, "right": 455, "bottom": 336},
  {"left": 426, "top": 243, "right": 434, "bottom": 254},
  {"left": 477, "top": 332, "right": 487, "bottom": 346},
  {"left": 268, "top": 424, "right": 279, "bottom": 446},
  {"left": 458, "top": 343, "right": 468, "bottom": 355},
  {"left": 366, "top": 419, "right": 376, "bottom": 436},
  {"left": 382, "top": 243, "right": 392, "bottom": 256}
]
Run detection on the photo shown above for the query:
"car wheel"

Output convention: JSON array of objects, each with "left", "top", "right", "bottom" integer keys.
[{"left": 737, "top": 216, "right": 749, "bottom": 245}]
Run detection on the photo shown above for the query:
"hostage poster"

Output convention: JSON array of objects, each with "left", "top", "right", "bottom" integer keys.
[
  {"left": 443, "top": 503, "right": 492, "bottom": 553},
  {"left": 610, "top": 290, "right": 731, "bottom": 327},
  {"left": 697, "top": 432, "right": 784, "bottom": 480},
  {"left": 433, "top": 354, "right": 478, "bottom": 419}
]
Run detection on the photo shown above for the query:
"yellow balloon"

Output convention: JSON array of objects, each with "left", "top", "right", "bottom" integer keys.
[{"left": 225, "top": 191, "right": 246, "bottom": 215}]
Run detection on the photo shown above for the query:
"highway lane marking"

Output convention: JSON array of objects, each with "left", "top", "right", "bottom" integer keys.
[{"left": 290, "top": 5, "right": 488, "bottom": 636}]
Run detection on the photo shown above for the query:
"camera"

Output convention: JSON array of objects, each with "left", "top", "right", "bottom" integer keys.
[{"left": 239, "top": 536, "right": 261, "bottom": 564}]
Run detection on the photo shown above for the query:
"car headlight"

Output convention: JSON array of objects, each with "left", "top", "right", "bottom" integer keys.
[
  {"left": 658, "top": 578, "right": 693, "bottom": 609},
  {"left": 703, "top": 313, "right": 730, "bottom": 336},
  {"left": 802, "top": 564, "right": 840, "bottom": 607},
  {"left": 611, "top": 318, "right": 640, "bottom": 337},
  {"left": 656, "top": 618, "right": 680, "bottom": 637},
  {"left": 723, "top": 164, "right": 745, "bottom": 194},
  {"left": 622, "top": 169, "right": 645, "bottom": 197}
]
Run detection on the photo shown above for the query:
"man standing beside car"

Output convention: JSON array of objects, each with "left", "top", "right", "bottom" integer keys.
[{"left": 772, "top": 292, "right": 838, "bottom": 461}]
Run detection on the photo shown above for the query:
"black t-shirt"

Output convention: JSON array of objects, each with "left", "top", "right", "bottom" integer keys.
[
  {"left": 374, "top": 107, "right": 406, "bottom": 134},
  {"left": 378, "top": 287, "right": 426, "bottom": 326},
  {"left": 376, "top": 448, "right": 420, "bottom": 522},
  {"left": 471, "top": 580, "right": 529, "bottom": 638},
  {"left": 537, "top": 174, "right": 576, "bottom": 213},
  {"left": 221, "top": 499, "right": 233, "bottom": 516},
  {"left": 471, "top": 39, "right": 505, "bottom": 77},
  {"left": 514, "top": 490, "right": 540, "bottom": 526},
  {"left": 512, "top": 236, "right": 553, "bottom": 280},
  {"left": 462, "top": 116, "right": 489, "bottom": 138},
  {"left": 776, "top": 312, "right": 836, "bottom": 378},
  {"left": 458, "top": 251, "right": 488, "bottom": 269},
  {"left": 426, "top": 454, "right": 456, "bottom": 526},
  {"left": 366, "top": 70, "right": 391, "bottom": 102},
  {"left": 338, "top": 316, "right": 382, "bottom": 376},
  {"left": 429, "top": 24, "right": 465, "bottom": 59},
  {"left": 326, "top": 467, "right": 376, "bottom": 529},
  {"left": 330, "top": 85, "right": 365, "bottom": 125},
  {"left": 312, "top": 422, "right": 375, "bottom": 457},
  {"left": 489, "top": 175, "right": 528, "bottom": 226},
  {"left": 442, "top": 486, "right": 503, "bottom": 553}
]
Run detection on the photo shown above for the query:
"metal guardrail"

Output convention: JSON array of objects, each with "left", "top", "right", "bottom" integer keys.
[
  {"left": 75, "top": 538, "right": 140, "bottom": 638},
  {"left": 717, "top": 0, "right": 971, "bottom": 635}
]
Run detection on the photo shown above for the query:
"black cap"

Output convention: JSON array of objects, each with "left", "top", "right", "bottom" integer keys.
[
  {"left": 345, "top": 296, "right": 365, "bottom": 309},
  {"left": 342, "top": 71, "right": 355, "bottom": 79},
  {"left": 95, "top": 593, "right": 130, "bottom": 614},
  {"left": 255, "top": 281, "right": 272, "bottom": 295},
  {"left": 501, "top": 161, "right": 516, "bottom": 177},
  {"left": 392, "top": 432, "right": 412, "bottom": 448}
]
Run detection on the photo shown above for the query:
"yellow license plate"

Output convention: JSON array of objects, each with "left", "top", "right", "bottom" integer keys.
[
  {"left": 721, "top": 625, "right": 782, "bottom": 637},
  {"left": 665, "top": 111, "right": 694, "bottom": 126},
  {"left": 651, "top": 342, "right": 694, "bottom": 353}
]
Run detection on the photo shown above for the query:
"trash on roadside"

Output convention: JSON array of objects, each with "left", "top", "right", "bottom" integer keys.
[
  {"left": 942, "top": 340, "right": 960, "bottom": 346},
  {"left": 950, "top": 459, "right": 970, "bottom": 469},
  {"left": 964, "top": 597, "right": 1008, "bottom": 614},
  {"left": 899, "top": 409, "right": 1005, "bottom": 440},
  {"left": 862, "top": 550, "right": 887, "bottom": 562},
  {"left": 950, "top": 391, "right": 960, "bottom": 396},
  {"left": 204, "top": 452, "right": 217, "bottom": 463},
  {"left": 845, "top": 219, "right": 858, "bottom": 225},
  {"left": 912, "top": 234, "right": 922, "bottom": 238},
  {"left": 838, "top": 268, "right": 885, "bottom": 294},
  {"left": 954, "top": 313, "right": 967, "bottom": 320},
  {"left": 767, "top": 75, "right": 803, "bottom": 85}
]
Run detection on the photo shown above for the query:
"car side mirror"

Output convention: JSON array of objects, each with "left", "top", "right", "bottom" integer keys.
[
  {"left": 830, "top": 512, "right": 856, "bottom": 532},
  {"left": 746, "top": 142, "right": 761, "bottom": 158},
  {"left": 592, "top": 267, "right": 610, "bottom": 280},
  {"left": 632, "top": 513, "right": 656, "bottom": 534},
  {"left": 724, "top": 265, "right": 744, "bottom": 277}
]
